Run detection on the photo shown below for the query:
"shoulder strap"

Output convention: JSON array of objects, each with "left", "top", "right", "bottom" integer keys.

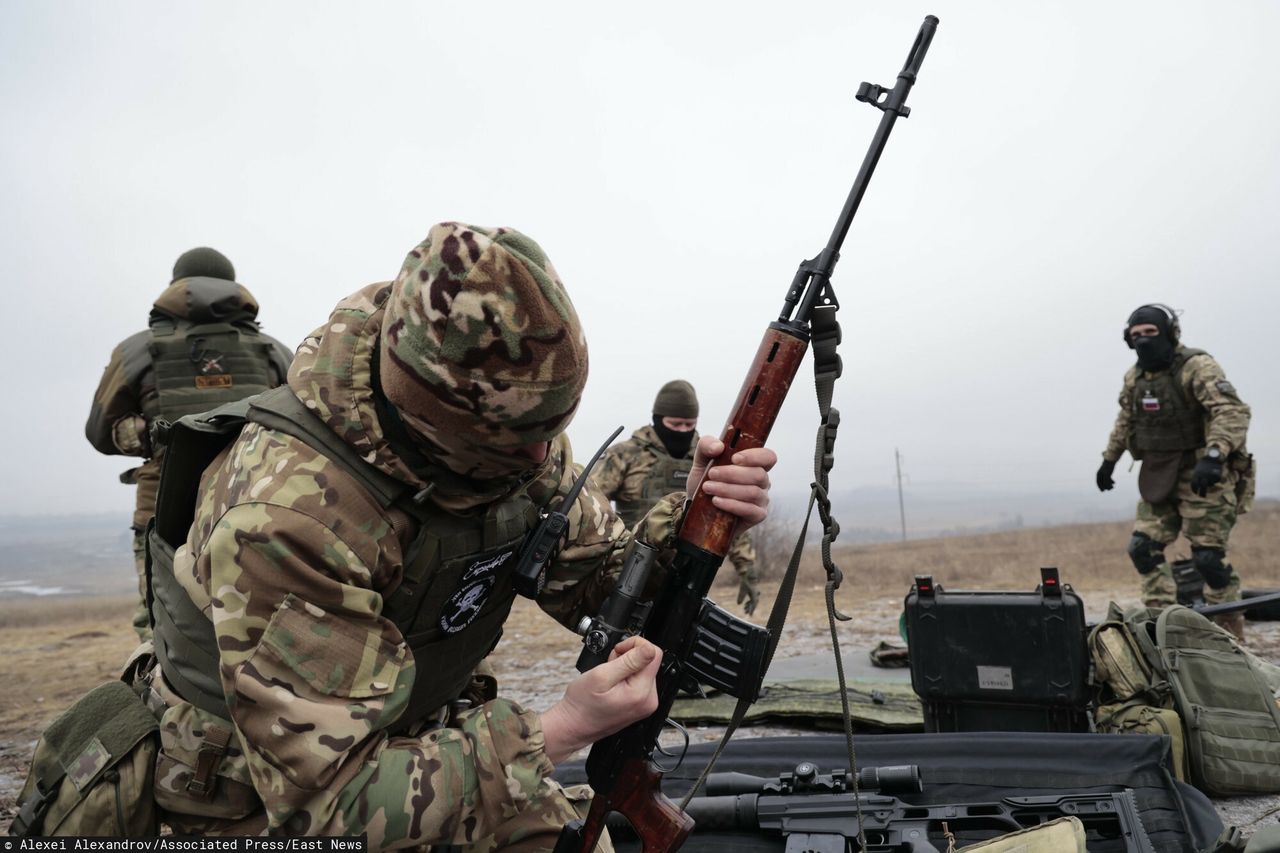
[
  {"left": 1169, "top": 348, "right": 1207, "bottom": 405},
  {"left": 247, "top": 386, "right": 417, "bottom": 513},
  {"left": 152, "top": 399, "right": 254, "bottom": 548}
]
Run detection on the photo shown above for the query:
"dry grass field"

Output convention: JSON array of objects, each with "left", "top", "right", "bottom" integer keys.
[{"left": 1, "top": 501, "right": 1277, "bottom": 831}]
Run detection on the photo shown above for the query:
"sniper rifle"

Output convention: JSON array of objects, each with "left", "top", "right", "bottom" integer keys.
[
  {"left": 555, "top": 14, "right": 941, "bottom": 853},
  {"left": 607, "top": 762, "right": 1157, "bottom": 853}
]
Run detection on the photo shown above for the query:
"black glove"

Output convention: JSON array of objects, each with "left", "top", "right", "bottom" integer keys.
[
  {"left": 1190, "top": 456, "right": 1223, "bottom": 497},
  {"left": 1096, "top": 459, "right": 1116, "bottom": 492}
]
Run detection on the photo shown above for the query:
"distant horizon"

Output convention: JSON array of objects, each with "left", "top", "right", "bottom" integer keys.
[{"left": 4, "top": 487, "right": 1274, "bottom": 541}]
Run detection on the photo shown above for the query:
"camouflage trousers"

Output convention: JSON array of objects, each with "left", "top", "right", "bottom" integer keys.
[
  {"left": 130, "top": 528, "right": 152, "bottom": 642},
  {"left": 1133, "top": 465, "right": 1240, "bottom": 608}
]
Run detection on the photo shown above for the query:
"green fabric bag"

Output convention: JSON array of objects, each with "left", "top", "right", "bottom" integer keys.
[
  {"left": 1095, "top": 700, "right": 1188, "bottom": 782},
  {"left": 1152, "top": 605, "right": 1280, "bottom": 795},
  {"left": 10, "top": 680, "right": 159, "bottom": 837},
  {"left": 959, "top": 816, "right": 1086, "bottom": 851}
]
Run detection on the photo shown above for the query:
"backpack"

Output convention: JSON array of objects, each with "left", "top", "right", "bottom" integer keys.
[
  {"left": 1089, "top": 609, "right": 1190, "bottom": 782},
  {"left": 9, "top": 680, "right": 159, "bottom": 837},
  {"left": 1091, "top": 603, "right": 1280, "bottom": 795}
]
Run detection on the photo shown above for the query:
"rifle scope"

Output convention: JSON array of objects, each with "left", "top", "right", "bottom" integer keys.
[{"left": 706, "top": 763, "right": 922, "bottom": 797}]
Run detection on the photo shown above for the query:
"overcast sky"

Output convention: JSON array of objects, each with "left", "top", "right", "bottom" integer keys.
[{"left": 1, "top": 0, "right": 1276, "bottom": 520}]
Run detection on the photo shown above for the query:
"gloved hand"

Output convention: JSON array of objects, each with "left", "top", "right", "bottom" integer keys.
[
  {"left": 737, "top": 568, "right": 761, "bottom": 616},
  {"left": 1096, "top": 459, "right": 1116, "bottom": 492},
  {"left": 1190, "top": 455, "right": 1223, "bottom": 497}
]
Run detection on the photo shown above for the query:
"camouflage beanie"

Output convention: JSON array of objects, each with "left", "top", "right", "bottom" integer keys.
[
  {"left": 172, "top": 247, "right": 235, "bottom": 282},
  {"left": 379, "top": 223, "right": 589, "bottom": 449},
  {"left": 653, "top": 380, "right": 699, "bottom": 418}
]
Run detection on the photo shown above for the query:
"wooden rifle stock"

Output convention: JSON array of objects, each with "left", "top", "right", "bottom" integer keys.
[
  {"left": 572, "top": 757, "right": 693, "bottom": 853},
  {"left": 561, "top": 323, "right": 809, "bottom": 853},
  {"left": 678, "top": 324, "right": 810, "bottom": 555}
]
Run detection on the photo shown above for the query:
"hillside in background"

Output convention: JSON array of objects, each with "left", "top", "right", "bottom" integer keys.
[
  {"left": 0, "top": 513, "right": 134, "bottom": 598},
  {"left": 0, "top": 497, "right": 1275, "bottom": 604},
  {"left": 747, "top": 499, "right": 1280, "bottom": 598}
]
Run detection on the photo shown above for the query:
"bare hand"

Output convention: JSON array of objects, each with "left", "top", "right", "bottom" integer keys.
[
  {"left": 686, "top": 436, "right": 776, "bottom": 529},
  {"left": 540, "top": 636, "right": 662, "bottom": 764}
]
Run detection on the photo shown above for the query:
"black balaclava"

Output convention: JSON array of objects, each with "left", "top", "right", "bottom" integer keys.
[
  {"left": 651, "top": 380, "right": 699, "bottom": 458},
  {"left": 652, "top": 415, "right": 695, "bottom": 458},
  {"left": 1127, "top": 305, "right": 1177, "bottom": 371}
]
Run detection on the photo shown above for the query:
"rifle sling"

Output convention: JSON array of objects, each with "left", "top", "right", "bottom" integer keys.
[{"left": 679, "top": 305, "right": 856, "bottom": 832}]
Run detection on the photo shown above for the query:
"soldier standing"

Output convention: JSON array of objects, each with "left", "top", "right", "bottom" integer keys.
[
  {"left": 594, "top": 380, "right": 762, "bottom": 615},
  {"left": 84, "top": 248, "right": 293, "bottom": 640},
  {"left": 133, "top": 224, "right": 776, "bottom": 848},
  {"left": 1096, "top": 304, "right": 1254, "bottom": 639}
]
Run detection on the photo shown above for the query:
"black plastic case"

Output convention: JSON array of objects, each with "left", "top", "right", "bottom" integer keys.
[{"left": 904, "top": 568, "right": 1091, "bottom": 733}]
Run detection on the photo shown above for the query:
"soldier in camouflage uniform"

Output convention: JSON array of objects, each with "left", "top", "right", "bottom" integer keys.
[
  {"left": 85, "top": 248, "right": 293, "bottom": 640},
  {"left": 135, "top": 223, "right": 776, "bottom": 849},
  {"left": 594, "top": 380, "right": 762, "bottom": 615},
  {"left": 1096, "top": 304, "right": 1254, "bottom": 639}
]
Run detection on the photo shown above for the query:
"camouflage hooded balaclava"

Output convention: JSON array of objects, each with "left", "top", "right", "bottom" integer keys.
[
  {"left": 172, "top": 247, "right": 235, "bottom": 283},
  {"left": 379, "top": 223, "right": 588, "bottom": 478}
]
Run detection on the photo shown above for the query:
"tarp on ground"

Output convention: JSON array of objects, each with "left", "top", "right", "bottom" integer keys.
[{"left": 669, "top": 679, "right": 923, "bottom": 732}]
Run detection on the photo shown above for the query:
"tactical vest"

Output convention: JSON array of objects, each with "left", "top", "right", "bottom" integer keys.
[
  {"left": 143, "top": 317, "right": 277, "bottom": 424},
  {"left": 614, "top": 443, "right": 691, "bottom": 528},
  {"left": 1127, "top": 348, "right": 1207, "bottom": 456},
  {"left": 147, "top": 386, "right": 558, "bottom": 733}
]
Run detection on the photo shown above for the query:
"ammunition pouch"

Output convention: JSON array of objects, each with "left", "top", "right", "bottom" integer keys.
[{"left": 10, "top": 680, "right": 159, "bottom": 837}]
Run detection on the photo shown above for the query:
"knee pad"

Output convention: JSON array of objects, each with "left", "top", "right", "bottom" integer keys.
[
  {"left": 1192, "top": 546, "right": 1232, "bottom": 589},
  {"left": 1128, "top": 532, "right": 1166, "bottom": 574}
]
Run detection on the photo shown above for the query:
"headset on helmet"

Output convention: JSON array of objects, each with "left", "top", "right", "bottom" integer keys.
[{"left": 1124, "top": 303, "right": 1181, "bottom": 349}]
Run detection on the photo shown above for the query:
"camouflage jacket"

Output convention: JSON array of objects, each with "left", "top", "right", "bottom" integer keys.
[
  {"left": 1103, "top": 346, "right": 1251, "bottom": 463},
  {"left": 85, "top": 278, "right": 292, "bottom": 526},
  {"left": 155, "top": 283, "right": 680, "bottom": 847},
  {"left": 595, "top": 426, "right": 755, "bottom": 576}
]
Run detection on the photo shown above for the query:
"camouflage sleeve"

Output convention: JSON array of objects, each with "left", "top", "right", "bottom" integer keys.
[
  {"left": 1103, "top": 368, "right": 1136, "bottom": 462},
  {"left": 206, "top": 504, "right": 555, "bottom": 847},
  {"left": 537, "top": 463, "right": 687, "bottom": 631},
  {"left": 536, "top": 463, "right": 631, "bottom": 630},
  {"left": 591, "top": 442, "right": 627, "bottom": 500},
  {"left": 726, "top": 531, "right": 756, "bottom": 578},
  {"left": 85, "top": 340, "right": 147, "bottom": 456},
  {"left": 1183, "top": 354, "right": 1251, "bottom": 455}
]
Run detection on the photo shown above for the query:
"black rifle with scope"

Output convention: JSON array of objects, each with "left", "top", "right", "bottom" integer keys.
[{"left": 606, "top": 763, "right": 1157, "bottom": 853}]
